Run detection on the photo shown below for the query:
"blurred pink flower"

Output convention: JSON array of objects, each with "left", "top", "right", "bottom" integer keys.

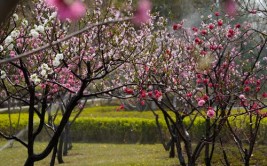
[
  {"left": 132, "top": 0, "right": 151, "bottom": 25},
  {"left": 207, "top": 107, "right": 215, "bottom": 118},
  {"left": 224, "top": 0, "right": 237, "bottom": 16},
  {"left": 198, "top": 99, "right": 205, "bottom": 107},
  {"left": 46, "top": 0, "right": 86, "bottom": 20}
]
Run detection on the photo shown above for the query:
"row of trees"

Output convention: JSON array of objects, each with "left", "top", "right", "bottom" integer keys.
[{"left": 0, "top": 0, "right": 267, "bottom": 165}]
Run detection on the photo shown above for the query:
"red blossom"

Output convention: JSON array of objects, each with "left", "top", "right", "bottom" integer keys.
[
  {"left": 217, "top": 19, "right": 223, "bottom": 26},
  {"left": 186, "top": 92, "right": 192, "bottom": 98},
  {"left": 192, "top": 27, "right": 198, "bottom": 32},
  {"left": 140, "top": 100, "right": 145, "bottom": 106},
  {"left": 203, "top": 94, "right": 209, "bottom": 101},
  {"left": 140, "top": 90, "right": 147, "bottom": 98},
  {"left": 200, "top": 50, "right": 207, "bottom": 56},
  {"left": 195, "top": 37, "right": 203, "bottom": 45},
  {"left": 148, "top": 91, "right": 153, "bottom": 97},
  {"left": 154, "top": 90, "right": 162, "bottom": 101},
  {"left": 201, "top": 29, "right": 207, "bottom": 36},
  {"left": 256, "top": 80, "right": 261, "bottom": 86},
  {"left": 124, "top": 87, "right": 134, "bottom": 94},
  {"left": 244, "top": 86, "right": 250, "bottom": 92},
  {"left": 173, "top": 23, "right": 182, "bottom": 30},
  {"left": 244, "top": 80, "right": 250, "bottom": 85},
  {"left": 210, "top": 44, "right": 217, "bottom": 51},
  {"left": 235, "top": 23, "right": 241, "bottom": 28},
  {"left": 208, "top": 83, "right": 213, "bottom": 87},
  {"left": 196, "top": 79, "right": 203, "bottom": 84},
  {"left": 208, "top": 23, "right": 215, "bottom": 30},
  {"left": 203, "top": 78, "right": 209, "bottom": 84}
]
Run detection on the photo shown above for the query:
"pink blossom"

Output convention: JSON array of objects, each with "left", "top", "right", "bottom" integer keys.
[
  {"left": 250, "top": 9, "right": 257, "bottom": 14},
  {"left": 207, "top": 107, "right": 215, "bottom": 118},
  {"left": 46, "top": 0, "right": 86, "bottom": 20},
  {"left": 239, "top": 94, "right": 246, "bottom": 100},
  {"left": 262, "top": 92, "right": 267, "bottom": 98},
  {"left": 132, "top": 0, "right": 151, "bottom": 25},
  {"left": 198, "top": 99, "right": 205, "bottom": 107},
  {"left": 140, "top": 100, "right": 145, "bottom": 106},
  {"left": 224, "top": 0, "right": 237, "bottom": 16}
]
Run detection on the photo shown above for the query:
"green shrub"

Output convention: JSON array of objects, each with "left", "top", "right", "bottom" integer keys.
[
  {"left": 70, "top": 117, "right": 168, "bottom": 143},
  {"left": 1, "top": 108, "right": 267, "bottom": 144}
]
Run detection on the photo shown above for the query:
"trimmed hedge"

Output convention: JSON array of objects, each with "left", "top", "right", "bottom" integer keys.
[
  {"left": 1, "top": 111, "right": 267, "bottom": 144},
  {"left": 70, "top": 117, "right": 167, "bottom": 143}
]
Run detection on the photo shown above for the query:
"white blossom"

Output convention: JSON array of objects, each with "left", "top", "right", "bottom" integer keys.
[
  {"left": 30, "top": 74, "right": 41, "bottom": 84},
  {"left": 21, "top": 19, "right": 28, "bottom": 27},
  {"left": 7, "top": 44, "right": 14, "bottom": 50},
  {"left": 4, "top": 36, "right": 13, "bottom": 45},
  {"left": 53, "top": 60, "right": 60, "bottom": 67},
  {"left": 49, "top": 12, "right": 57, "bottom": 20},
  {"left": 41, "top": 63, "right": 49, "bottom": 70},
  {"left": 0, "top": 70, "right": 6, "bottom": 79},
  {"left": 40, "top": 63, "right": 53, "bottom": 76},
  {"left": 40, "top": 70, "right": 47, "bottom": 77},
  {"left": 30, "top": 29, "right": 39, "bottom": 38},
  {"left": 10, "top": 30, "right": 20, "bottom": 38},
  {"left": 12, "top": 13, "right": 19, "bottom": 21},
  {"left": 36, "top": 25, "right": 45, "bottom": 33},
  {"left": 0, "top": 45, "right": 3, "bottom": 52},
  {"left": 55, "top": 53, "right": 64, "bottom": 61}
]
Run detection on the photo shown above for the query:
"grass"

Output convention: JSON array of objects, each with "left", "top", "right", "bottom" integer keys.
[
  {"left": 1, "top": 141, "right": 267, "bottom": 166},
  {"left": 0, "top": 141, "right": 178, "bottom": 166}
]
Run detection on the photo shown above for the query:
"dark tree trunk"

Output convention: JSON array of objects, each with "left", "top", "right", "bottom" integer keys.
[
  {"left": 50, "top": 144, "right": 58, "bottom": 166},
  {"left": 57, "top": 132, "right": 65, "bottom": 164},
  {"left": 63, "top": 123, "right": 71, "bottom": 156},
  {"left": 205, "top": 119, "right": 211, "bottom": 166},
  {"left": 0, "top": 0, "right": 19, "bottom": 25},
  {"left": 24, "top": 157, "right": 34, "bottom": 166}
]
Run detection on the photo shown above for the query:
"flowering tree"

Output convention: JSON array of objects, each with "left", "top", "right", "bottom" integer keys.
[
  {"left": 1, "top": 0, "right": 267, "bottom": 165},
  {"left": 125, "top": 8, "right": 267, "bottom": 165},
  {"left": 0, "top": 0, "right": 159, "bottom": 165}
]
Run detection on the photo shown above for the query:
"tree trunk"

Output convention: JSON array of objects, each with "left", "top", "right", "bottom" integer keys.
[
  {"left": 0, "top": 0, "right": 19, "bottom": 25},
  {"left": 24, "top": 157, "right": 34, "bottom": 166},
  {"left": 205, "top": 119, "right": 211, "bottom": 166},
  {"left": 57, "top": 132, "right": 65, "bottom": 164},
  {"left": 63, "top": 123, "right": 70, "bottom": 156},
  {"left": 50, "top": 144, "right": 58, "bottom": 166}
]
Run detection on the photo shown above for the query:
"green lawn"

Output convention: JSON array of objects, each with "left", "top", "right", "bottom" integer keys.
[
  {"left": 1, "top": 141, "right": 267, "bottom": 166},
  {"left": 0, "top": 141, "right": 178, "bottom": 166}
]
